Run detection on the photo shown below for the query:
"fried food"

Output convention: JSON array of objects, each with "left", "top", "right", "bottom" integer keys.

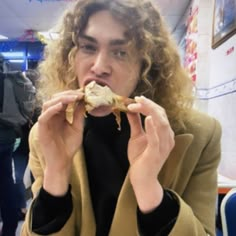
[{"left": 84, "top": 81, "right": 135, "bottom": 129}]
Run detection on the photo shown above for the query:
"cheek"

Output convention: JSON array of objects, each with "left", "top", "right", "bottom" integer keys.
[
  {"left": 74, "top": 56, "right": 87, "bottom": 87},
  {"left": 126, "top": 63, "right": 140, "bottom": 86},
  {"left": 118, "top": 68, "right": 140, "bottom": 95}
]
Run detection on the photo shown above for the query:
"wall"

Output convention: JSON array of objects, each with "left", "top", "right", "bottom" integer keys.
[
  {"left": 208, "top": 36, "right": 236, "bottom": 178},
  {"left": 195, "top": 0, "right": 236, "bottom": 178}
]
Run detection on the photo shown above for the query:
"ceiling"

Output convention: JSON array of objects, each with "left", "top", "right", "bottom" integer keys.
[{"left": 0, "top": 0, "right": 191, "bottom": 44}]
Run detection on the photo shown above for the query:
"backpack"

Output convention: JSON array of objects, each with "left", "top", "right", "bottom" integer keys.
[{"left": 0, "top": 71, "right": 36, "bottom": 132}]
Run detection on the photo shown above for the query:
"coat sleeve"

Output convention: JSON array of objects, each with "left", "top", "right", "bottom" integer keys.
[
  {"left": 169, "top": 118, "right": 221, "bottom": 236},
  {"left": 20, "top": 124, "right": 77, "bottom": 236}
]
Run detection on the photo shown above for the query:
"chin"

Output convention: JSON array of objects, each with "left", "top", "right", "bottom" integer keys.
[{"left": 88, "top": 106, "right": 113, "bottom": 117}]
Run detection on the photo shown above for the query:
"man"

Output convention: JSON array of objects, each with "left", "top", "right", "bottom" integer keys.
[
  {"left": 21, "top": 0, "right": 221, "bottom": 235},
  {"left": 0, "top": 56, "right": 19, "bottom": 236},
  {"left": 12, "top": 68, "right": 40, "bottom": 222},
  {"left": 0, "top": 56, "right": 36, "bottom": 236}
]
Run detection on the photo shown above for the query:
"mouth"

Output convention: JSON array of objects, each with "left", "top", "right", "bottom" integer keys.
[{"left": 84, "top": 79, "right": 108, "bottom": 88}]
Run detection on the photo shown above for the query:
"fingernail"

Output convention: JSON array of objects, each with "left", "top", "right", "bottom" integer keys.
[
  {"left": 127, "top": 103, "right": 136, "bottom": 110},
  {"left": 135, "top": 95, "right": 146, "bottom": 102},
  {"left": 134, "top": 96, "right": 141, "bottom": 102}
]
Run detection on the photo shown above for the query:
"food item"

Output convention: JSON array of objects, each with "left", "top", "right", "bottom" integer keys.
[
  {"left": 84, "top": 81, "right": 135, "bottom": 129},
  {"left": 84, "top": 81, "right": 133, "bottom": 111}
]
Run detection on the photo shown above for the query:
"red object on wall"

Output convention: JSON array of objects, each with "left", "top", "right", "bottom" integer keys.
[
  {"left": 226, "top": 46, "right": 234, "bottom": 55},
  {"left": 184, "top": 6, "right": 198, "bottom": 82}
]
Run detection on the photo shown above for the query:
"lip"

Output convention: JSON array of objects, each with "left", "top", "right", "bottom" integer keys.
[{"left": 84, "top": 78, "right": 110, "bottom": 88}]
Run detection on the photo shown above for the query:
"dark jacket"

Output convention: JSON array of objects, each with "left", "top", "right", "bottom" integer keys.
[{"left": 0, "top": 72, "right": 17, "bottom": 143}]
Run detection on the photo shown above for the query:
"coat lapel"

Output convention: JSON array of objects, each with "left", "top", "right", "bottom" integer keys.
[
  {"left": 109, "top": 173, "right": 137, "bottom": 236},
  {"left": 158, "top": 134, "right": 193, "bottom": 188},
  {"left": 109, "top": 133, "right": 193, "bottom": 235},
  {"left": 72, "top": 149, "right": 96, "bottom": 236}
]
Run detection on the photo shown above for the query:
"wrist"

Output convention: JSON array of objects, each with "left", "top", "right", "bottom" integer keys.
[
  {"left": 43, "top": 166, "right": 71, "bottom": 196},
  {"left": 132, "top": 180, "right": 163, "bottom": 213}
]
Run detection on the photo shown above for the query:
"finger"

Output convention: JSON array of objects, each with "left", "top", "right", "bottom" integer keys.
[
  {"left": 126, "top": 112, "right": 144, "bottom": 138},
  {"left": 129, "top": 96, "right": 166, "bottom": 118},
  {"left": 145, "top": 116, "right": 159, "bottom": 147},
  {"left": 72, "top": 103, "right": 85, "bottom": 132},
  {"left": 127, "top": 96, "right": 152, "bottom": 116},
  {"left": 39, "top": 102, "right": 65, "bottom": 124},
  {"left": 52, "top": 89, "right": 84, "bottom": 98},
  {"left": 42, "top": 94, "right": 81, "bottom": 112},
  {"left": 129, "top": 96, "right": 170, "bottom": 128}
]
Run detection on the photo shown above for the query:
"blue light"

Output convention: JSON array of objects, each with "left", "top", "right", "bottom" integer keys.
[{"left": 1, "top": 52, "right": 24, "bottom": 59}]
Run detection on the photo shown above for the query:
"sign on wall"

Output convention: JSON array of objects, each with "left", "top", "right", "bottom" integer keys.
[{"left": 184, "top": 6, "right": 198, "bottom": 82}]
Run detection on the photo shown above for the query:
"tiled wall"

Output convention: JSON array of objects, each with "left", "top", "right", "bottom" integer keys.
[
  {"left": 208, "top": 93, "right": 236, "bottom": 178},
  {"left": 195, "top": 0, "right": 236, "bottom": 178}
]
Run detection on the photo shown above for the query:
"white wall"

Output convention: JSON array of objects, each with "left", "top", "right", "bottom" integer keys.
[
  {"left": 208, "top": 35, "right": 236, "bottom": 178},
  {"left": 195, "top": 0, "right": 236, "bottom": 178}
]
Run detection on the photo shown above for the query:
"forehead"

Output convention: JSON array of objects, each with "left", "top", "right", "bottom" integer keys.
[{"left": 83, "top": 10, "right": 127, "bottom": 40}]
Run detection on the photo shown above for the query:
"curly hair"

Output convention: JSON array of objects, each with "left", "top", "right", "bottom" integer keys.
[{"left": 38, "top": 0, "right": 194, "bottom": 132}]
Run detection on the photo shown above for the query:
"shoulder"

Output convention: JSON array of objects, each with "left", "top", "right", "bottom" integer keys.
[
  {"left": 29, "top": 122, "right": 39, "bottom": 142},
  {"left": 28, "top": 123, "right": 44, "bottom": 165},
  {"left": 5, "top": 71, "right": 24, "bottom": 79},
  {"left": 6, "top": 71, "right": 34, "bottom": 85},
  {"left": 28, "top": 123, "right": 41, "bottom": 154},
  {"left": 186, "top": 109, "right": 221, "bottom": 130},
  {"left": 183, "top": 109, "right": 221, "bottom": 146}
]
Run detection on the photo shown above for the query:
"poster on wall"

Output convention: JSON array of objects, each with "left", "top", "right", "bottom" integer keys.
[
  {"left": 184, "top": 6, "right": 198, "bottom": 82},
  {"left": 212, "top": 0, "right": 236, "bottom": 49}
]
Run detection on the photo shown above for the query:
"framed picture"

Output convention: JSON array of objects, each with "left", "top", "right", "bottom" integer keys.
[{"left": 212, "top": 0, "right": 236, "bottom": 49}]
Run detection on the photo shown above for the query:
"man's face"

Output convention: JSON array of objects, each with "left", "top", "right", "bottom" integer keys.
[{"left": 74, "top": 10, "right": 141, "bottom": 116}]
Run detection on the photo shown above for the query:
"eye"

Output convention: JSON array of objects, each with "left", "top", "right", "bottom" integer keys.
[
  {"left": 112, "top": 49, "right": 128, "bottom": 59},
  {"left": 79, "top": 43, "right": 97, "bottom": 54}
]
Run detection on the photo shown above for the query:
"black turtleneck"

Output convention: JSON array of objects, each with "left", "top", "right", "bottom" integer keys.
[{"left": 83, "top": 113, "right": 130, "bottom": 236}]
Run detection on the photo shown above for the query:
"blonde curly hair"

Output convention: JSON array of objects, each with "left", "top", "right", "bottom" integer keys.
[{"left": 38, "top": 0, "right": 194, "bottom": 132}]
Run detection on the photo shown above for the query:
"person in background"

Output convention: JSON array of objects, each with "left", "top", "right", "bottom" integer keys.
[
  {"left": 21, "top": 0, "right": 221, "bottom": 235},
  {"left": 24, "top": 69, "right": 41, "bottom": 123},
  {"left": 12, "top": 69, "right": 40, "bottom": 221},
  {"left": 0, "top": 55, "right": 19, "bottom": 236}
]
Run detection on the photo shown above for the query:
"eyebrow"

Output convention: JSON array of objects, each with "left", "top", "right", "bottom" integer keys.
[{"left": 78, "top": 34, "right": 128, "bottom": 46}]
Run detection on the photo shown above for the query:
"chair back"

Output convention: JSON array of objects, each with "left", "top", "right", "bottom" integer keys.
[{"left": 221, "top": 188, "right": 236, "bottom": 236}]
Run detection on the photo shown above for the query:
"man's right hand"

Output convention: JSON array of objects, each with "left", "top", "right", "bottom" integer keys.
[{"left": 37, "top": 90, "right": 85, "bottom": 196}]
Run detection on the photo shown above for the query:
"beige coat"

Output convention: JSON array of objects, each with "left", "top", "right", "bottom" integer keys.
[{"left": 21, "top": 110, "right": 221, "bottom": 236}]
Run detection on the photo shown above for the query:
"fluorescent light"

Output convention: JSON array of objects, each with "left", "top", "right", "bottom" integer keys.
[
  {"left": 1, "top": 52, "right": 24, "bottom": 58},
  {"left": 9, "top": 59, "right": 24, "bottom": 63},
  {"left": 0, "top": 34, "right": 8, "bottom": 40}
]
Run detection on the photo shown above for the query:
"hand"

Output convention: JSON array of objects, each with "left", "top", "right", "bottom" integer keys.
[
  {"left": 126, "top": 96, "right": 175, "bottom": 212},
  {"left": 37, "top": 90, "right": 85, "bottom": 195}
]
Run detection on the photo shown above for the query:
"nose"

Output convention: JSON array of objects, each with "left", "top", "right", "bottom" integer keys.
[{"left": 90, "top": 51, "right": 111, "bottom": 78}]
